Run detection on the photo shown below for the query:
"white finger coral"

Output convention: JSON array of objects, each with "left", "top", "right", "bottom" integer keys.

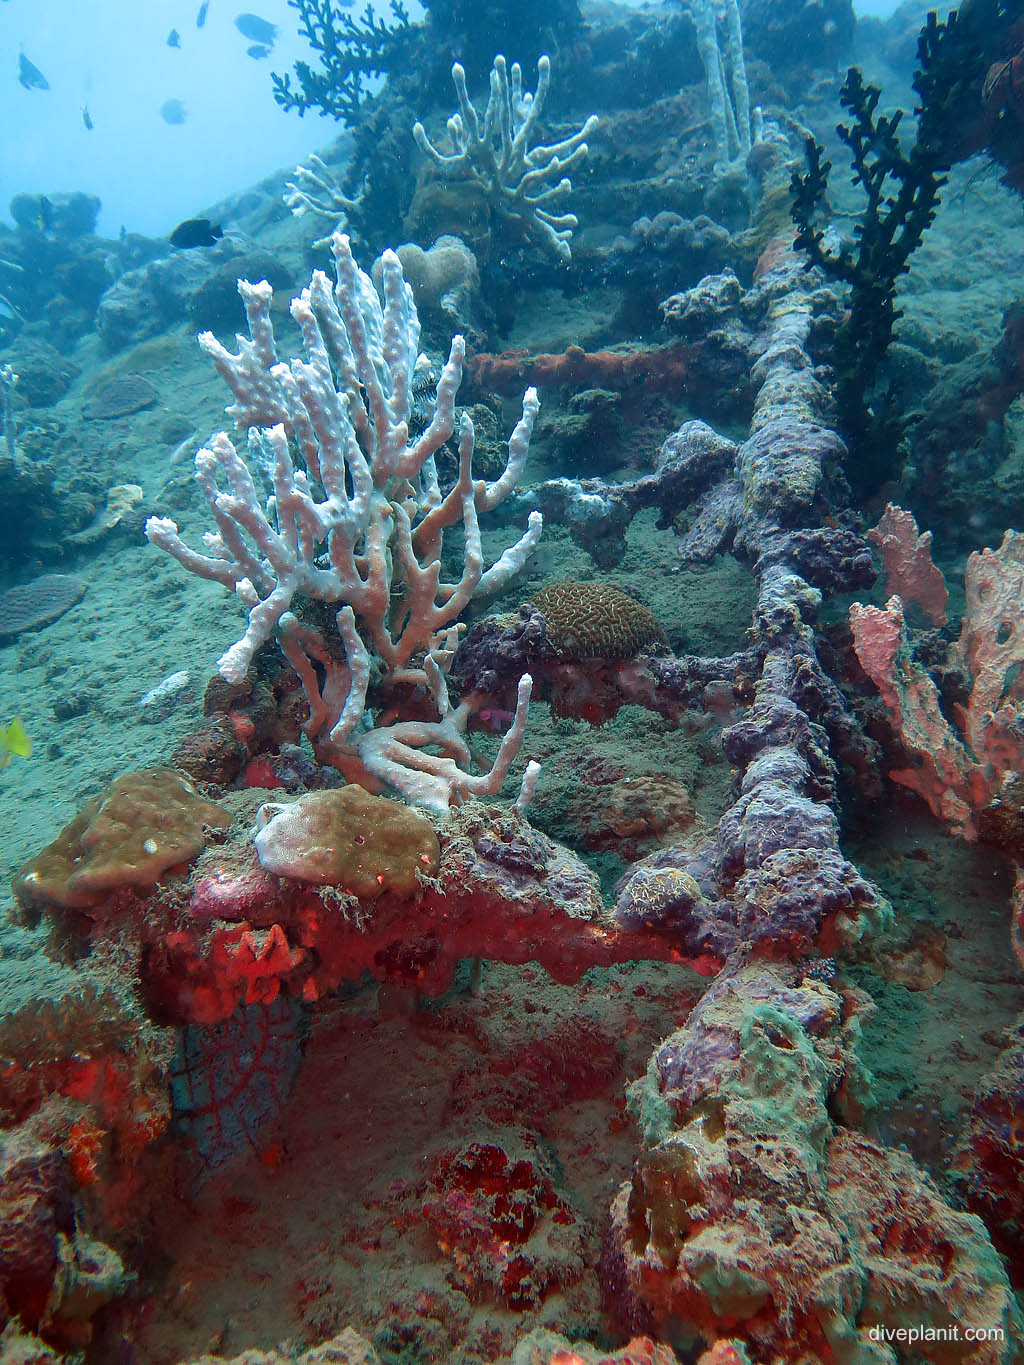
[
  {"left": 413, "top": 54, "right": 598, "bottom": 262},
  {"left": 147, "top": 232, "right": 542, "bottom": 812}
]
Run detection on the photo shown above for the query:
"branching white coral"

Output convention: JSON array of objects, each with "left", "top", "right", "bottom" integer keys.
[
  {"left": 413, "top": 54, "right": 598, "bottom": 263},
  {"left": 686, "top": 0, "right": 763, "bottom": 167},
  {"left": 284, "top": 154, "right": 364, "bottom": 246},
  {"left": 147, "top": 232, "right": 542, "bottom": 811}
]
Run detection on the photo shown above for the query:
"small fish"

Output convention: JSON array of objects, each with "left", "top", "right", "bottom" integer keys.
[
  {"left": 246, "top": 43, "right": 271, "bottom": 58},
  {"left": 0, "top": 718, "right": 31, "bottom": 771},
  {"left": 37, "top": 196, "right": 53, "bottom": 233},
  {"left": 169, "top": 217, "right": 223, "bottom": 248},
  {"left": 197, "top": 0, "right": 210, "bottom": 27},
  {"left": 18, "top": 53, "right": 50, "bottom": 91},
  {"left": 234, "top": 12, "right": 277, "bottom": 45},
  {"left": 81, "top": 104, "right": 93, "bottom": 130},
  {"left": 167, "top": 28, "right": 181, "bottom": 47},
  {"left": 160, "top": 98, "right": 187, "bottom": 125}
]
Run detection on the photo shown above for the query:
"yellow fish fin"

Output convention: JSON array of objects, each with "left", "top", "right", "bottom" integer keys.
[{"left": 4, "top": 717, "right": 32, "bottom": 759}]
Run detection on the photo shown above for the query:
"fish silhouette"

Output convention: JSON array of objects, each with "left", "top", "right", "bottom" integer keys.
[
  {"left": 169, "top": 217, "right": 223, "bottom": 248},
  {"left": 18, "top": 53, "right": 50, "bottom": 91},
  {"left": 235, "top": 12, "right": 277, "bottom": 45}
]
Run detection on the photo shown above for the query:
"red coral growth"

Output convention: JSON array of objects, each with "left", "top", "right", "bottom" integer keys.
[
  {"left": 215, "top": 923, "right": 309, "bottom": 1007},
  {"left": 868, "top": 502, "right": 948, "bottom": 625},
  {"left": 60, "top": 1055, "right": 169, "bottom": 1175},
  {"left": 64, "top": 1119, "right": 105, "bottom": 1188},
  {"left": 423, "top": 1139, "right": 585, "bottom": 1308},
  {"left": 151, "top": 922, "right": 309, "bottom": 1024},
  {"left": 0, "top": 984, "right": 173, "bottom": 1294},
  {"left": 850, "top": 531, "right": 1024, "bottom": 838}
]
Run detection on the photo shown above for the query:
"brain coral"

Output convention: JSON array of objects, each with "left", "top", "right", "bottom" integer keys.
[
  {"left": 13, "top": 767, "right": 232, "bottom": 910},
  {"left": 527, "top": 582, "right": 668, "bottom": 659}
]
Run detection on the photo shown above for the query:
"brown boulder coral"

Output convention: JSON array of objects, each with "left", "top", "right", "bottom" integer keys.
[
  {"left": 253, "top": 787, "right": 440, "bottom": 898},
  {"left": 12, "top": 767, "right": 231, "bottom": 911},
  {"left": 569, "top": 774, "right": 698, "bottom": 861}
]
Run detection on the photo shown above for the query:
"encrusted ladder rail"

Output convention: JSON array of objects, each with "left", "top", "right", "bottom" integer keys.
[
  {"left": 603, "top": 263, "right": 1023, "bottom": 1354},
  {"left": 458, "top": 254, "right": 1024, "bottom": 1353}
]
